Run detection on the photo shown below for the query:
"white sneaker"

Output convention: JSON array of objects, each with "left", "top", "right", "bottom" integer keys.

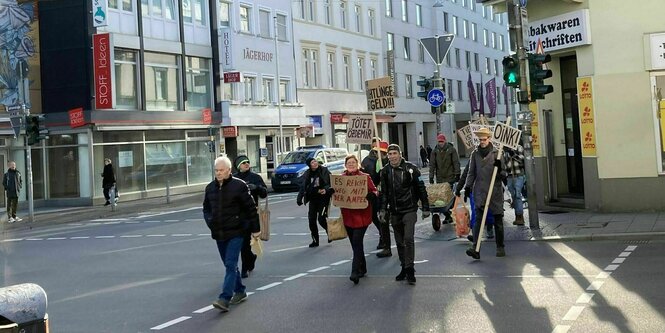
[
  {"left": 14, "top": 217, "right": 22, "bottom": 222},
  {"left": 8, "top": 217, "right": 15, "bottom": 223}
]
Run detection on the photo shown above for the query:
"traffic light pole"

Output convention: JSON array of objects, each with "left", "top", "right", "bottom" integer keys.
[
  {"left": 21, "top": 105, "right": 35, "bottom": 223},
  {"left": 432, "top": 67, "right": 443, "bottom": 134}
]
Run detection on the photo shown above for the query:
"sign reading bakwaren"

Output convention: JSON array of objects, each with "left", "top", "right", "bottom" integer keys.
[
  {"left": 527, "top": 9, "right": 591, "bottom": 53},
  {"left": 365, "top": 77, "right": 395, "bottom": 111}
]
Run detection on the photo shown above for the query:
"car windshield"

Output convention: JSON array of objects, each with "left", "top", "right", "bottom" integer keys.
[{"left": 281, "top": 151, "right": 314, "bottom": 164}]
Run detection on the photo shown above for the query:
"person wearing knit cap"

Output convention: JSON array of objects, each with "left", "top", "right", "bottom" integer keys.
[
  {"left": 429, "top": 133, "right": 461, "bottom": 224},
  {"left": 379, "top": 143, "right": 430, "bottom": 285},
  {"left": 361, "top": 138, "right": 391, "bottom": 257},
  {"left": 233, "top": 155, "right": 268, "bottom": 278},
  {"left": 297, "top": 157, "right": 332, "bottom": 247}
]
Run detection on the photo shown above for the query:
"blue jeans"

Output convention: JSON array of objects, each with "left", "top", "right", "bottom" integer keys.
[
  {"left": 507, "top": 175, "right": 525, "bottom": 215},
  {"left": 215, "top": 236, "right": 245, "bottom": 301}
]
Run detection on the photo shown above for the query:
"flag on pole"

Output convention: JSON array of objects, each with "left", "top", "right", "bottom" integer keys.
[
  {"left": 485, "top": 77, "right": 497, "bottom": 118},
  {"left": 467, "top": 71, "right": 478, "bottom": 115},
  {"left": 503, "top": 84, "right": 509, "bottom": 118},
  {"left": 478, "top": 74, "right": 485, "bottom": 116}
]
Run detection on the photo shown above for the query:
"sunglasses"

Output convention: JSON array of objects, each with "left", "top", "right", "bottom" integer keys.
[
  {"left": 478, "top": 138, "right": 489, "bottom": 142},
  {"left": 241, "top": 161, "right": 250, "bottom": 164}
]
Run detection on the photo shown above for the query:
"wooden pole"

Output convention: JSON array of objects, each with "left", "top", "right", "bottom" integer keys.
[{"left": 372, "top": 110, "right": 383, "bottom": 170}]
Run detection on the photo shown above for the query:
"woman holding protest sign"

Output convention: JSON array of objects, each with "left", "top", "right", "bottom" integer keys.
[{"left": 334, "top": 155, "right": 378, "bottom": 284}]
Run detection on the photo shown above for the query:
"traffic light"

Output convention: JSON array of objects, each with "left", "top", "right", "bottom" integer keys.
[
  {"left": 502, "top": 55, "right": 520, "bottom": 88},
  {"left": 25, "top": 115, "right": 48, "bottom": 146},
  {"left": 416, "top": 78, "right": 432, "bottom": 100},
  {"left": 528, "top": 53, "right": 553, "bottom": 101}
]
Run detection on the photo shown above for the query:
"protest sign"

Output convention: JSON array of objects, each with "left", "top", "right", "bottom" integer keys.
[
  {"left": 366, "top": 77, "right": 395, "bottom": 111},
  {"left": 331, "top": 175, "right": 369, "bottom": 209},
  {"left": 346, "top": 114, "right": 374, "bottom": 144}
]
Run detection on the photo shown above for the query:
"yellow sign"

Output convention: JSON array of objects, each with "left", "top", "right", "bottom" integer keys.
[
  {"left": 577, "top": 77, "right": 597, "bottom": 157},
  {"left": 529, "top": 102, "right": 541, "bottom": 157}
]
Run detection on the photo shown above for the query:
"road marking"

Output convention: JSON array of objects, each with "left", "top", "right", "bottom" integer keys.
[
  {"left": 552, "top": 325, "right": 570, "bottom": 333},
  {"left": 277, "top": 217, "right": 296, "bottom": 220},
  {"left": 92, "top": 218, "right": 129, "bottom": 222},
  {"left": 575, "top": 293, "right": 594, "bottom": 304},
  {"left": 414, "top": 260, "right": 429, "bottom": 264},
  {"left": 272, "top": 245, "right": 309, "bottom": 253},
  {"left": 307, "top": 266, "right": 330, "bottom": 273},
  {"left": 150, "top": 316, "right": 191, "bottom": 330},
  {"left": 125, "top": 221, "right": 141, "bottom": 224},
  {"left": 192, "top": 306, "right": 213, "bottom": 314},
  {"left": 120, "top": 235, "right": 143, "bottom": 238},
  {"left": 284, "top": 273, "right": 308, "bottom": 281},
  {"left": 586, "top": 280, "right": 604, "bottom": 291},
  {"left": 145, "top": 221, "right": 161, "bottom": 223},
  {"left": 256, "top": 282, "right": 282, "bottom": 290},
  {"left": 95, "top": 236, "right": 115, "bottom": 239},
  {"left": 165, "top": 220, "right": 180, "bottom": 223},
  {"left": 618, "top": 251, "right": 631, "bottom": 257},
  {"left": 562, "top": 305, "right": 585, "bottom": 321},
  {"left": 283, "top": 233, "right": 309, "bottom": 236},
  {"left": 330, "top": 260, "right": 350, "bottom": 266},
  {"left": 604, "top": 264, "right": 619, "bottom": 271},
  {"left": 147, "top": 234, "right": 166, "bottom": 237},
  {"left": 625, "top": 245, "right": 637, "bottom": 251},
  {"left": 25, "top": 238, "right": 43, "bottom": 241},
  {"left": 70, "top": 236, "right": 90, "bottom": 239},
  {"left": 595, "top": 271, "right": 611, "bottom": 279},
  {"left": 611, "top": 258, "right": 625, "bottom": 264},
  {"left": 46, "top": 237, "right": 67, "bottom": 240},
  {"left": 172, "top": 234, "right": 192, "bottom": 237}
]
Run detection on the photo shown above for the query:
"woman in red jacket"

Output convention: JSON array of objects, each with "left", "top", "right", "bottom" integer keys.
[{"left": 340, "top": 155, "right": 378, "bottom": 284}]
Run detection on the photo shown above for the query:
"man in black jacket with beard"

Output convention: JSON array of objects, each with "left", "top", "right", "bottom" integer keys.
[
  {"left": 233, "top": 155, "right": 268, "bottom": 278},
  {"left": 297, "top": 157, "right": 331, "bottom": 247},
  {"left": 203, "top": 156, "right": 260, "bottom": 312},
  {"left": 380, "top": 144, "right": 430, "bottom": 285}
]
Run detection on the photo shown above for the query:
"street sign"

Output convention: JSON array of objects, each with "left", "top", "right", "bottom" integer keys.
[
  {"left": 493, "top": 122, "right": 523, "bottom": 149},
  {"left": 419, "top": 34, "right": 455, "bottom": 66},
  {"left": 9, "top": 116, "right": 22, "bottom": 138},
  {"left": 446, "top": 101, "right": 455, "bottom": 113},
  {"left": 427, "top": 89, "right": 445, "bottom": 107}
]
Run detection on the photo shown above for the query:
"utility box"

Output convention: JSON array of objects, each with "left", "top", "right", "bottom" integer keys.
[{"left": 0, "top": 284, "right": 49, "bottom": 333}]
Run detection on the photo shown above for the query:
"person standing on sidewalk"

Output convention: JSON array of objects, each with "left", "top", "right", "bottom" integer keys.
[
  {"left": 101, "top": 158, "right": 117, "bottom": 206},
  {"left": 3, "top": 161, "right": 22, "bottom": 223},
  {"left": 361, "top": 139, "right": 392, "bottom": 257},
  {"left": 340, "top": 155, "right": 378, "bottom": 284},
  {"left": 429, "top": 133, "right": 461, "bottom": 223},
  {"left": 203, "top": 156, "right": 260, "bottom": 312},
  {"left": 462, "top": 127, "right": 507, "bottom": 260},
  {"left": 419, "top": 145, "right": 429, "bottom": 167},
  {"left": 297, "top": 157, "right": 331, "bottom": 247},
  {"left": 504, "top": 145, "right": 526, "bottom": 226},
  {"left": 380, "top": 144, "right": 430, "bottom": 285},
  {"left": 233, "top": 155, "right": 268, "bottom": 278}
]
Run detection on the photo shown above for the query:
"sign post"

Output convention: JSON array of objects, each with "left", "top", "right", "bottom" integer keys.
[{"left": 420, "top": 34, "right": 455, "bottom": 134}]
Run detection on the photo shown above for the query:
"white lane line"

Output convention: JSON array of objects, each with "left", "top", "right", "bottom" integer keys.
[
  {"left": 552, "top": 325, "right": 570, "bottom": 333},
  {"left": 150, "top": 316, "right": 192, "bottom": 330},
  {"left": 618, "top": 251, "right": 631, "bottom": 257},
  {"left": 595, "top": 271, "right": 611, "bottom": 279},
  {"left": 604, "top": 264, "right": 619, "bottom": 271},
  {"left": 120, "top": 235, "right": 143, "bottom": 238},
  {"left": 172, "top": 234, "right": 193, "bottom": 237},
  {"left": 307, "top": 266, "right": 330, "bottom": 273},
  {"left": 68, "top": 223, "right": 84, "bottom": 226},
  {"left": 575, "top": 293, "right": 594, "bottom": 304},
  {"left": 562, "top": 305, "right": 585, "bottom": 321},
  {"left": 185, "top": 219, "right": 201, "bottom": 222},
  {"left": 272, "top": 245, "right": 309, "bottom": 253},
  {"left": 414, "top": 260, "right": 429, "bottom": 264},
  {"left": 47, "top": 237, "right": 67, "bottom": 240},
  {"left": 198, "top": 234, "right": 209, "bottom": 236},
  {"left": 92, "top": 218, "right": 129, "bottom": 222},
  {"left": 611, "top": 258, "right": 625, "bottom": 264},
  {"left": 2, "top": 239, "right": 23, "bottom": 242},
  {"left": 625, "top": 245, "right": 637, "bottom": 251},
  {"left": 284, "top": 273, "right": 308, "bottom": 281},
  {"left": 25, "top": 238, "right": 43, "bottom": 241},
  {"left": 283, "top": 233, "right": 309, "bottom": 236},
  {"left": 70, "top": 236, "right": 90, "bottom": 239},
  {"left": 256, "top": 282, "right": 282, "bottom": 291},
  {"left": 147, "top": 234, "right": 166, "bottom": 237},
  {"left": 586, "top": 281, "right": 605, "bottom": 291},
  {"left": 277, "top": 217, "right": 296, "bottom": 220},
  {"left": 95, "top": 236, "right": 115, "bottom": 239},
  {"left": 330, "top": 260, "right": 351, "bottom": 266},
  {"left": 164, "top": 220, "right": 180, "bottom": 223},
  {"left": 88, "top": 223, "right": 101, "bottom": 226},
  {"left": 125, "top": 221, "right": 141, "bottom": 224},
  {"left": 192, "top": 305, "right": 213, "bottom": 314},
  {"left": 145, "top": 221, "right": 161, "bottom": 223},
  {"left": 103, "top": 222, "right": 122, "bottom": 225}
]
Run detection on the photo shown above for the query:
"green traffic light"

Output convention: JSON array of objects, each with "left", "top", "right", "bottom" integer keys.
[{"left": 506, "top": 72, "right": 518, "bottom": 84}]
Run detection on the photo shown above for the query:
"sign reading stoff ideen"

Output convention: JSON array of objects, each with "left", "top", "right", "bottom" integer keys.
[
  {"left": 346, "top": 114, "right": 374, "bottom": 144},
  {"left": 365, "top": 77, "right": 395, "bottom": 111},
  {"left": 492, "top": 122, "right": 522, "bottom": 150}
]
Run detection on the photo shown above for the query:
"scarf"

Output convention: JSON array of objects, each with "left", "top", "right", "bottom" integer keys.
[{"left": 478, "top": 144, "right": 492, "bottom": 158}]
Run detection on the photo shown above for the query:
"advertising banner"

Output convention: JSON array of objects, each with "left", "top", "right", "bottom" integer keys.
[
  {"left": 93, "top": 33, "right": 113, "bottom": 109},
  {"left": 577, "top": 76, "right": 597, "bottom": 157}
]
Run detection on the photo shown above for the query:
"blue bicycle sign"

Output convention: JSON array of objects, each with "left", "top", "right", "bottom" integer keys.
[{"left": 427, "top": 89, "right": 445, "bottom": 107}]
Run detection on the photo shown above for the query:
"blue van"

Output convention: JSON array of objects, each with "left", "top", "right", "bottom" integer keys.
[{"left": 271, "top": 146, "right": 348, "bottom": 192}]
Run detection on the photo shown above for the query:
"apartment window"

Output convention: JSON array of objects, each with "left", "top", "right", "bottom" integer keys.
[
  {"left": 415, "top": 4, "right": 422, "bottom": 26},
  {"left": 279, "top": 80, "right": 290, "bottom": 103},
  {"left": 368, "top": 9, "right": 375, "bottom": 36},
  {"left": 357, "top": 57, "right": 365, "bottom": 91},
  {"left": 447, "top": 79, "right": 454, "bottom": 101},
  {"left": 109, "top": 0, "right": 133, "bottom": 11},
  {"left": 185, "top": 56, "right": 211, "bottom": 110},
  {"left": 370, "top": 58, "right": 377, "bottom": 79},
  {"left": 403, "top": 36, "right": 411, "bottom": 60},
  {"left": 485, "top": 57, "right": 491, "bottom": 75},
  {"left": 494, "top": 59, "right": 499, "bottom": 77},
  {"left": 142, "top": 0, "right": 176, "bottom": 19},
  {"left": 405, "top": 74, "right": 413, "bottom": 98},
  {"left": 483, "top": 6, "right": 488, "bottom": 18},
  {"left": 491, "top": 31, "right": 496, "bottom": 49},
  {"left": 385, "top": 0, "right": 392, "bottom": 17},
  {"left": 114, "top": 49, "right": 138, "bottom": 109},
  {"left": 443, "top": 12, "right": 449, "bottom": 32},
  {"left": 455, "top": 48, "right": 460, "bottom": 68},
  {"left": 327, "top": 52, "right": 336, "bottom": 89},
  {"left": 497, "top": 13, "right": 503, "bottom": 24},
  {"left": 457, "top": 80, "right": 463, "bottom": 100},
  {"left": 324, "top": 0, "right": 332, "bottom": 25},
  {"left": 462, "top": 0, "right": 467, "bottom": 8},
  {"left": 445, "top": 53, "right": 451, "bottom": 67},
  {"left": 144, "top": 52, "right": 180, "bottom": 111},
  {"left": 401, "top": 0, "right": 408, "bottom": 22},
  {"left": 302, "top": 48, "right": 319, "bottom": 88},
  {"left": 470, "top": 0, "right": 475, "bottom": 11},
  {"left": 223, "top": 82, "right": 235, "bottom": 101},
  {"left": 387, "top": 32, "right": 394, "bottom": 51},
  {"left": 463, "top": 19, "right": 468, "bottom": 39},
  {"left": 340, "top": 1, "right": 348, "bottom": 29},
  {"left": 488, "top": 6, "right": 494, "bottom": 21},
  {"left": 240, "top": 5, "right": 251, "bottom": 33},
  {"left": 276, "top": 14, "right": 288, "bottom": 41},
  {"left": 354, "top": 5, "right": 361, "bottom": 32},
  {"left": 499, "top": 34, "right": 505, "bottom": 51},
  {"left": 474, "top": 53, "right": 479, "bottom": 71},
  {"left": 219, "top": 1, "right": 230, "bottom": 27},
  {"left": 259, "top": 9, "right": 271, "bottom": 38},
  {"left": 419, "top": 43, "right": 425, "bottom": 63},
  {"left": 465, "top": 51, "right": 471, "bottom": 70},
  {"left": 471, "top": 23, "right": 477, "bottom": 41},
  {"left": 452, "top": 16, "right": 458, "bottom": 36},
  {"left": 262, "top": 78, "right": 274, "bottom": 102},
  {"left": 483, "top": 29, "right": 488, "bottom": 46},
  {"left": 244, "top": 76, "right": 255, "bottom": 102},
  {"left": 343, "top": 55, "right": 351, "bottom": 90},
  {"left": 183, "top": 0, "right": 205, "bottom": 25},
  {"left": 306, "top": 0, "right": 315, "bottom": 21}
]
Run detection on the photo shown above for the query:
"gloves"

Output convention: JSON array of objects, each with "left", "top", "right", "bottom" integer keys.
[
  {"left": 454, "top": 174, "right": 460, "bottom": 183},
  {"left": 493, "top": 159, "right": 502, "bottom": 173},
  {"left": 366, "top": 192, "right": 376, "bottom": 201},
  {"left": 297, "top": 198, "right": 303, "bottom": 206},
  {"left": 422, "top": 211, "right": 431, "bottom": 219},
  {"left": 454, "top": 187, "right": 462, "bottom": 197},
  {"left": 328, "top": 188, "right": 335, "bottom": 195},
  {"left": 378, "top": 210, "right": 386, "bottom": 222},
  {"left": 247, "top": 183, "right": 257, "bottom": 191},
  {"left": 464, "top": 187, "right": 471, "bottom": 203},
  {"left": 429, "top": 178, "right": 434, "bottom": 184}
]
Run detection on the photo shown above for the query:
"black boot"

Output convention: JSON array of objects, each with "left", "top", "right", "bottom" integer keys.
[
  {"left": 248, "top": 253, "right": 257, "bottom": 272},
  {"left": 395, "top": 267, "right": 407, "bottom": 281},
  {"left": 406, "top": 267, "right": 416, "bottom": 285},
  {"left": 349, "top": 272, "right": 360, "bottom": 285},
  {"left": 466, "top": 246, "right": 480, "bottom": 260},
  {"left": 309, "top": 235, "right": 319, "bottom": 247},
  {"left": 376, "top": 249, "right": 392, "bottom": 258}
]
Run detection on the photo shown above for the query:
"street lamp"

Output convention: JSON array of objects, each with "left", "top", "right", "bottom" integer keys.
[{"left": 274, "top": 17, "right": 285, "bottom": 165}]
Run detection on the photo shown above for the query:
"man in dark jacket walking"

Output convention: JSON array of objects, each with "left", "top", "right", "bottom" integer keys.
[
  {"left": 297, "top": 157, "right": 331, "bottom": 247},
  {"left": 203, "top": 156, "right": 260, "bottom": 312},
  {"left": 361, "top": 139, "right": 392, "bottom": 257},
  {"left": 380, "top": 144, "right": 430, "bottom": 285},
  {"left": 101, "top": 158, "right": 117, "bottom": 206},
  {"left": 429, "top": 134, "right": 461, "bottom": 223},
  {"left": 233, "top": 155, "right": 268, "bottom": 278},
  {"left": 3, "top": 161, "right": 22, "bottom": 223}
]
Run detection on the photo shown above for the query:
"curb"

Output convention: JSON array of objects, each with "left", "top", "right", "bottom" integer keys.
[{"left": 531, "top": 231, "right": 665, "bottom": 242}]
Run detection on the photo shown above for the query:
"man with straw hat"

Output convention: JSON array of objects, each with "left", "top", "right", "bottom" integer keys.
[{"left": 461, "top": 127, "right": 507, "bottom": 260}]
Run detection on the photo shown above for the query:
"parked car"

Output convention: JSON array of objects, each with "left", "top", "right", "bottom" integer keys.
[{"left": 271, "top": 146, "right": 348, "bottom": 192}]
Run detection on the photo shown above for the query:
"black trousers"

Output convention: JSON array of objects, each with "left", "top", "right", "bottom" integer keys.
[
  {"left": 371, "top": 197, "right": 391, "bottom": 249},
  {"left": 307, "top": 198, "right": 328, "bottom": 242},
  {"left": 240, "top": 231, "right": 256, "bottom": 273},
  {"left": 472, "top": 209, "right": 504, "bottom": 249},
  {"left": 345, "top": 225, "right": 368, "bottom": 276}
]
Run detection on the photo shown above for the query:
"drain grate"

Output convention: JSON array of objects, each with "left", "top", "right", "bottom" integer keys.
[{"left": 623, "top": 240, "right": 650, "bottom": 245}]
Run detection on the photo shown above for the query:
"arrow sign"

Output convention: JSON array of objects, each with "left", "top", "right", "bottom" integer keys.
[
  {"left": 427, "top": 89, "right": 445, "bottom": 107},
  {"left": 420, "top": 34, "right": 455, "bottom": 65},
  {"left": 493, "top": 122, "right": 522, "bottom": 149},
  {"left": 9, "top": 116, "right": 22, "bottom": 139}
]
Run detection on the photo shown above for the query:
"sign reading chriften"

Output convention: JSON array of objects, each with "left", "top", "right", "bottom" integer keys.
[
  {"left": 93, "top": 33, "right": 113, "bottom": 109},
  {"left": 527, "top": 9, "right": 591, "bottom": 53},
  {"left": 346, "top": 114, "right": 374, "bottom": 144},
  {"left": 331, "top": 175, "right": 368, "bottom": 209},
  {"left": 366, "top": 77, "right": 395, "bottom": 110}
]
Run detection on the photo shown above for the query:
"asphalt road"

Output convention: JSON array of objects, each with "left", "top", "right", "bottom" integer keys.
[{"left": 1, "top": 192, "right": 664, "bottom": 333}]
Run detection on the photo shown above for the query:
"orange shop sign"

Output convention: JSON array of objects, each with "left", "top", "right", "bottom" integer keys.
[
  {"left": 577, "top": 77, "right": 597, "bottom": 157},
  {"left": 222, "top": 126, "right": 238, "bottom": 138}
]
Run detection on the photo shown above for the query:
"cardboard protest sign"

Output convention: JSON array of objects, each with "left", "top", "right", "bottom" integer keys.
[
  {"left": 492, "top": 122, "right": 522, "bottom": 150},
  {"left": 457, "top": 124, "right": 473, "bottom": 149},
  {"left": 331, "top": 175, "right": 369, "bottom": 209},
  {"left": 366, "top": 77, "right": 395, "bottom": 111},
  {"left": 346, "top": 114, "right": 374, "bottom": 144}
]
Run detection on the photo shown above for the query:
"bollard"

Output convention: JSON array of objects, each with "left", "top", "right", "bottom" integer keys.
[
  {"left": 166, "top": 180, "right": 171, "bottom": 204},
  {"left": 0, "top": 283, "right": 49, "bottom": 333}
]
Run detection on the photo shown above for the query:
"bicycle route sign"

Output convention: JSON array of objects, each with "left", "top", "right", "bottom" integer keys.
[{"left": 427, "top": 89, "right": 445, "bottom": 107}]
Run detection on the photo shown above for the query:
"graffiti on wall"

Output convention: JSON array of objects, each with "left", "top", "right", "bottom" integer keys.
[{"left": 0, "top": 1, "right": 38, "bottom": 108}]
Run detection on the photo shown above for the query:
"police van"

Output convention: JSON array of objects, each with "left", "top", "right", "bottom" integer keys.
[{"left": 271, "top": 145, "right": 348, "bottom": 192}]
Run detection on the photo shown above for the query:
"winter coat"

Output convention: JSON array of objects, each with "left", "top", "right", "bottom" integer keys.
[
  {"left": 361, "top": 150, "right": 387, "bottom": 187},
  {"left": 380, "top": 159, "right": 429, "bottom": 214},
  {"left": 429, "top": 142, "right": 461, "bottom": 183},
  {"left": 102, "top": 164, "right": 116, "bottom": 188},
  {"left": 339, "top": 170, "right": 378, "bottom": 229},
  {"left": 2, "top": 169, "right": 22, "bottom": 198},
  {"left": 297, "top": 165, "right": 331, "bottom": 205},
  {"left": 202, "top": 176, "right": 260, "bottom": 241},
  {"left": 234, "top": 170, "right": 267, "bottom": 206},
  {"left": 465, "top": 147, "right": 506, "bottom": 214}
]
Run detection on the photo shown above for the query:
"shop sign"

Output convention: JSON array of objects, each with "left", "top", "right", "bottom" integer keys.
[
  {"left": 223, "top": 72, "right": 241, "bottom": 83},
  {"left": 220, "top": 27, "right": 233, "bottom": 70},
  {"left": 69, "top": 107, "right": 86, "bottom": 128},
  {"left": 93, "top": 33, "right": 113, "bottom": 109},
  {"left": 202, "top": 108, "right": 212, "bottom": 124},
  {"left": 577, "top": 76, "right": 597, "bottom": 157},
  {"left": 223, "top": 126, "right": 238, "bottom": 138},
  {"left": 527, "top": 9, "right": 591, "bottom": 53},
  {"left": 92, "top": 0, "right": 108, "bottom": 27}
]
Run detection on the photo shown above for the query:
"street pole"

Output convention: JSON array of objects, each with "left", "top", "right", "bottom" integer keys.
[
  {"left": 433, "top": 37, "right": 443, "bottom": 134},
  {"left": 274, "top": 17, "right": 284, "bottom": 165},
  {"left": 19, "top": 61, "right": 34, "bottom": 223},
  {"left": 509, "top": 0, "right": 539, "bottom": 229}
]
